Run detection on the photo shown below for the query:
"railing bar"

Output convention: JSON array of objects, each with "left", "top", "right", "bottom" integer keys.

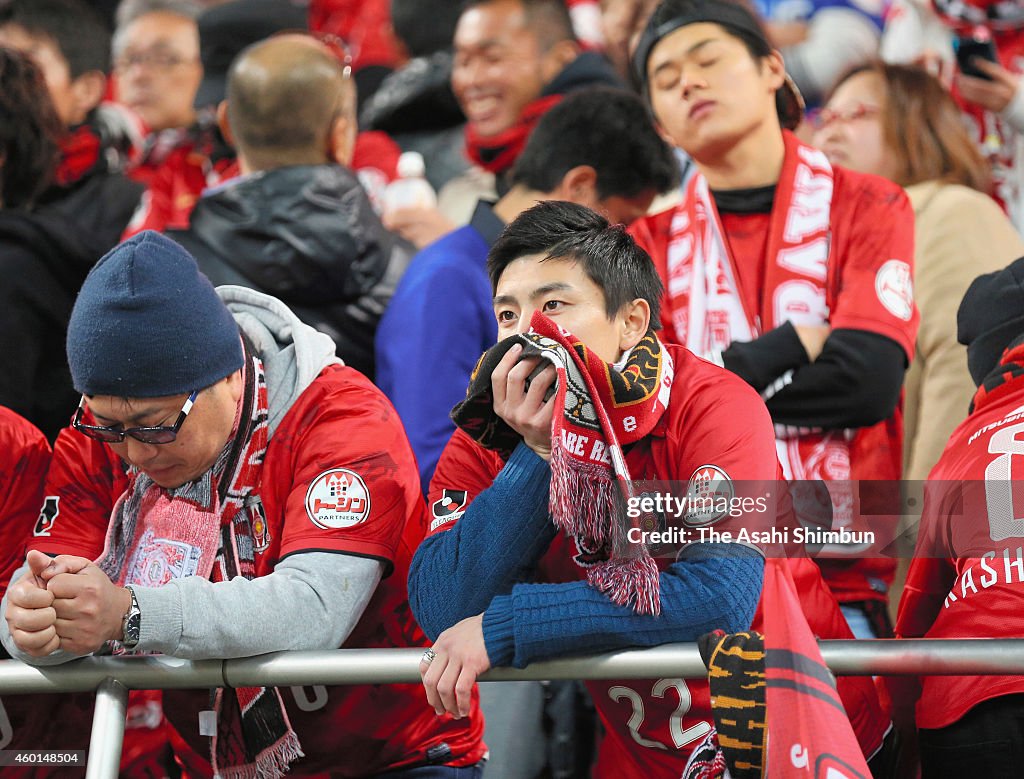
[
  {"left": 84, "top": 678, "right": 128, "bottom": 779},
  {"left": 1, "top": 639, "right": 1024, "bottom": 695}
]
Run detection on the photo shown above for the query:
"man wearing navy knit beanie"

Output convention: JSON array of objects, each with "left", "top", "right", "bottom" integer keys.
[{"left": 0, "top": 231, "right": 485, "bottom": 777}]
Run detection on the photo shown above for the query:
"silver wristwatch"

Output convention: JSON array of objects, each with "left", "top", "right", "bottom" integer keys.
[{"left": 121, "top": 586, "right": 141, "bottom": 650}]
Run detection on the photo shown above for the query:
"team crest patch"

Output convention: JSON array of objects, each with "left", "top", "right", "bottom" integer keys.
[
  {"left": 874, "top": 259, "right": 914, "bottom": 321},
  {"left": 34, "top": 496, "right": 59, "bottom": 537},
  {"left": 430, "top": 490, "right": 468, "bottom": 531},
  {"left": 305, "top": 468, "right": 371, "bottom": 529},
  {"left": 684, "top": 464, "right": 734, "bottom": 527},
  {"left": 250, "top": 498, "right": 270, "bottom": 553},
  {"left": 126, "top": 529, "right": 203, "bottom": 586}
]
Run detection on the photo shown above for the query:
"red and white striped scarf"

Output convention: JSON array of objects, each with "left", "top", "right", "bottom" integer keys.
[{"left": 664, "top": 131, "right": 853, "bottom": 491}]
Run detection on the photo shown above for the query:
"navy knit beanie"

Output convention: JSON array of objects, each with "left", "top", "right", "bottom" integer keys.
[{"left": 67, "top": 231, "right": 244, "bottom": 397}]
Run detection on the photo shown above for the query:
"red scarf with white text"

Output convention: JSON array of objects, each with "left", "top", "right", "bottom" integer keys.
[{"left": 665, "top": 132, "right": 853, "bottom": 491}]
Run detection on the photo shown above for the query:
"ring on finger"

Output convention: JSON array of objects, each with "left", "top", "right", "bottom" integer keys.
[{"left": 422, "top": 647, "right": 437, "bottom": 665}]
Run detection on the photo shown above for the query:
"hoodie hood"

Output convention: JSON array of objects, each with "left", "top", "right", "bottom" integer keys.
[{"left": 218, "top": 285, "right": 342, "bottom": 434}]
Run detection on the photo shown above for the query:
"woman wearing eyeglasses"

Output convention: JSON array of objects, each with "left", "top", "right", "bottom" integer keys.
[{"left": 815, "top": 62, "right": 1024, "bottom": 483}]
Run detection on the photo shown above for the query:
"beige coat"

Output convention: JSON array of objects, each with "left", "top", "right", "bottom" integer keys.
[{"left": 903, "top": 181, "right": 1024, "bottom": 481}]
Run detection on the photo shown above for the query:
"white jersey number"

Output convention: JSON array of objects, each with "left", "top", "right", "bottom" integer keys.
[
  {"left": 289, "top": 685, "right": 329, "bottom": 712},
  {"left": 985, "top": 422, "right": 1024, "bottom": 541},
  {"left": 607, "top": 678, "right": 711, "bottom": 751}
]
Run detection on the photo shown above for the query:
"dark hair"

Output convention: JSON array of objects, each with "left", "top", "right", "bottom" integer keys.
[
  {"left": 829, "top": 61, "right": 990, "bottom": 192},
  {"left": 0, "top": 46, "right": 62, "bottom": 208},
  {"left": 392, "top": 0, "right": 462, "bottom": 58},
  {"left": 487, "top": 200, "right": 663, "bottom": 329},
  {"left": 459, "top": 0, "right": 575, "bottom": 50},
  {"left": 511, "top": 86, "right": 679, "bottom": 200},
  {"left": 639, "top": 0, "right": 794, "bottom": 123},
  {"left": 0, "top": 0, "right": 112, "bottom": 77},
  {"left": 646, "top": 0, "right": 770, "bottom": 62}
]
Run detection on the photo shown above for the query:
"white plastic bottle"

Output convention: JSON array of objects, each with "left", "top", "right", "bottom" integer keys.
[{"left": 382, "top": 151, "right": 437, "bottom": 212}]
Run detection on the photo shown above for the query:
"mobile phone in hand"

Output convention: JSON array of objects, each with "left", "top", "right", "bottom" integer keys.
[{"left": 956, "top": 34, "right": 999, "bottom": 80}]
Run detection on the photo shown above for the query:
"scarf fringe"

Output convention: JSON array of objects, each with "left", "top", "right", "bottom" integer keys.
[
  {"left": 215, "top": 732, "right": 304, "bottom": 779},
  {"left": 588, "top": 555, "right": 662, "bottom": 616},
  {"left": 549, "top": 445, "right": 623, "bottom": 547}
]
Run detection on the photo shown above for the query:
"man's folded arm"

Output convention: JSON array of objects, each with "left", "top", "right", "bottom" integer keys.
[
  {"left": 481, "top": 543, "right": 765, "bottom": 668},
  {"left": 1, "top": 552, "right": 382, "bottom": 663},
  {"left": 408, "top": 444, "right": 558, "bottom": 640}
]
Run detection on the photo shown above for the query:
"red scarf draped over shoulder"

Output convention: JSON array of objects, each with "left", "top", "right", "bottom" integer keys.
[{"left": 464, "top": 94, "right": 562, "bottom": 175}]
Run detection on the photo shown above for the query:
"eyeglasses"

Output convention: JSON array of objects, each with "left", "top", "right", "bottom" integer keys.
[
  {"left": 814, "top": 103, "right": 881, "bottom": 131},
  {"left": 72, "top": 390, "right": 199, "bottom": 444},
  {"left": 113, "top": 50, "right": 199, "bottom": 72}
]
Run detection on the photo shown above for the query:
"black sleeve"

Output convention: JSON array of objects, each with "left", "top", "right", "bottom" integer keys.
[
  {"left": 721, "top": 321, "right": 809, "bottom": 392},
  {"left": 761, "top": 329, "right": 907, "bottom": 429}
]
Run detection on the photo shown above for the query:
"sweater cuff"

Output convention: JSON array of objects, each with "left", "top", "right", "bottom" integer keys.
[
  {"left": 482, "top": 595, "right": 517, "bottom": 667},
  {"left": 1001, "top": 82, "right": 1024, "bottom": 133},
  {"left": 132, "top": 584, "right": 184, "bottom": 654}
]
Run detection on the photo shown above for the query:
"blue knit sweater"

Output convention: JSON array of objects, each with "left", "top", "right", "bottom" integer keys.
[{"left": 407, "top": 444, "right": 765, "bottom": 668}]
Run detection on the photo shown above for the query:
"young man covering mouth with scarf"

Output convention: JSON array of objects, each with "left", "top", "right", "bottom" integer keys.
[{"left": 407, "top": 200, "right": 780, "bottom": 776}]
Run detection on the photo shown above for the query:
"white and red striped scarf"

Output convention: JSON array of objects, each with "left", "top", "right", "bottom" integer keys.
[{"left": 663, "top": 131, "right": 853, "bottom": 491}]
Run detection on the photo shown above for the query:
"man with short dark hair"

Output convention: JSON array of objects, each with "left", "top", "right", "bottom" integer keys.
[
  {"left": 1, "top": 230, "right": 485, "bottom": 777},
  {"left": 376, "top": 86, "right": 679, "bottom": 490},
  {"left": 408, "top": 200, "right": 775, "bottom": 776},
  {"left": 170, "top": 34, "right": 412, "bottom": 379},
  {"left": 112, "top": 0, "right": 202, "bottom": 138}
]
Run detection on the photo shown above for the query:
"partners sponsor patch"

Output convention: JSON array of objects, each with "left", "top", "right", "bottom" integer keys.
[
  {"left": 684, "top": 464, "right": 734, "bottom": 527},
  {"left": 305, "top": 468, "right": 371, "bottom": 529}
]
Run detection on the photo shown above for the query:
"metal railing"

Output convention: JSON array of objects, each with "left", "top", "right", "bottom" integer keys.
[{"left": 2, "top": 639, "right": 1023, "bottom": 778}]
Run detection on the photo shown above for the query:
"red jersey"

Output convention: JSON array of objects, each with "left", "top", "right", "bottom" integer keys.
[
  {"left": 0, "top": 408, "right": 92, "bottom": 778},
  {"left": 896, "top": 365, "right": 1024, "bottom": 729},
  {"left": 429, "top": 345, "right": 885, "bottom": 775},
  {"left": 631, "top": 162, "right": 918, "bottom": 605},
  {"left": 0, "top": 407, "right": 49, "bottom": 596},
  {"left": 34, "top": 366, "right": 483, "bottom": 776}
]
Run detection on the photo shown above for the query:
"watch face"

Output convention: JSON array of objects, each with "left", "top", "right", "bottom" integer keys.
[{"left": 125, "top": 613, "right": 141, "bottom": 638}]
